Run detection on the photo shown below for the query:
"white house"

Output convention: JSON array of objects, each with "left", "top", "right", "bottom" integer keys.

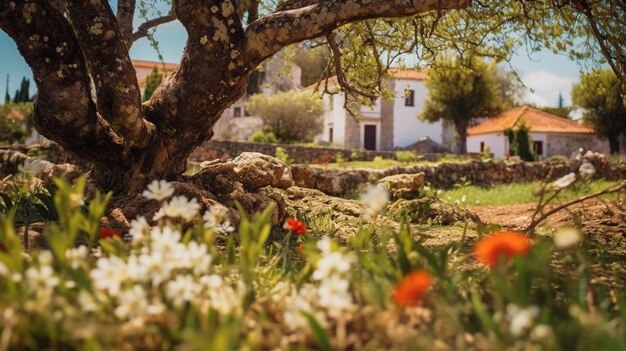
[
  {"left": 467, "top": 106, "right": 609, "bottom": 158},
  {"left": 318, "top": 69, "right": 452, "bottom": 151}
]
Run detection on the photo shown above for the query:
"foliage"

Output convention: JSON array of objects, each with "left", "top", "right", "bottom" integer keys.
[
  {"left": 504, "top": 124, "right": 537, "bottom": 161},
  {"left": 274, "top": 146, "right": 293, "bottom": 164},
  {"left": 395, "top": 150, "right": 418, "bottom": 163},
  {"left": 248, "top": 130, "right": 277, "bottom": 143},
  {"left": 247, "top": 90, "right": 324, "bottom": 143},
  {"left": 572, "top": 69, "right": 626, "bottom": 154},
  {"left": 291, "top": 45, "right": 331, "bottom": 87},
  {"left": 12, "top": 77, "right": 33, "bottom": 103},
  {"left": 421, "top": 56, "right": 512, "bottom": 154},
  {"left": 0, "top": 102, "right": 34, "bottom": 145},
  {"left": 141, "top": 68, "right": 163, "bottom": 102}
]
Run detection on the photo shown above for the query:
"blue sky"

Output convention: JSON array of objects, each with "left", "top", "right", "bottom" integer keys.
[{"left": 0, "top": 20, "right": 593, "bottom": 108}]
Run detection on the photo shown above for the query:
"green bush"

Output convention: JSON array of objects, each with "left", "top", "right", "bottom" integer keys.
[
  {"left": 395, "top": 150, "right": 418, "bottom": 162},
  {"left": 249, "top": 130, "right": 278, "bottom": 143},
  {"left": 0, "top": 102, "right": 34, "bottom": 145}
]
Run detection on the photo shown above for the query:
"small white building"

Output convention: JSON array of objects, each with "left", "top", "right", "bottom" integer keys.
[
  {"left": 318, "top": 69, "right": 452, "bottom": 151},
  {"left": 467, "top": 106, "right": 609, "bottom": 158}
]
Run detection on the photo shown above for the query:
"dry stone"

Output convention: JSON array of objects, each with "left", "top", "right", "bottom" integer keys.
[
  {"left": 232, "top": 152, "right": 291, "bottom": 190},
  {"left": 378, "top": 173, "right": 425, "bottom": 200}
]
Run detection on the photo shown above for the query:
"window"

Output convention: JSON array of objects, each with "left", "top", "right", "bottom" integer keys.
[
  {"left": 404, "top": 90, "right": 415, "bottom": 107},
  {"left": 533, "top": 141, "right": 544, "bottom": 156},
  {"left": 233, "top": 107, "right": 242, "bottom": 117},
  {"left": 329, "top": 127, "right": 334, "bottom": 144},
  {"left": 480, "top": 141, "right": 485, "bottom": 152}
]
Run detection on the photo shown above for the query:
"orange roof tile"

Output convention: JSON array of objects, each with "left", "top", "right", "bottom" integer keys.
[
  {"left": 306, "top": 68, "right": 428, "bottom": 89},
  {"left": 132, "top": 59, "right": 179, "bottom": 88},
  {"left": 467, "top": 106, "right": 595, "bottom": 135}
]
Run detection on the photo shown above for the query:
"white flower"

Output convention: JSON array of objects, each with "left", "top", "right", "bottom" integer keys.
[
  {"left": 166, "top": 275, "right": 197, "bottom": 307},
  {"left": 317, "top": 276, "right": 354, "bottom": 318},
  {"left": 553, "top": 227, "right": 581, "bottom": 250},
  {"left": 18, "top": 159, "right": 53, "bottom": 175},
  {"left": 316, "top": 236, "right": 333, "bottom": 255},
  {"left": 284, "top": 284, "right": 325, "bottom": 330},
  {"left": 65, "top": 246, "right": 89, "bottom": 269},
  {"left": 153, "top": 195, "right": 200, "bottom": 221},
  {"left": 579, "top": 160, "right": 596, "bottom": 179},
  {"left": 90, "top": 256, "right": 128, "bottom": 296},
  {"left": 129, "top": 216, "right": 150, "bottom": 244},
  {"left": 530, "top": 324, "right": 552, "bottom": 340},
  {"left": 78, "top": 290, "right": 99, "bottom": 312},
  {"left": 150, "top": 226, "right": 182, "bottom": 255},
  {"left": 312, "top": 251, "right": 353, "bottom": 281},
  {"left": 185, "top": 241, "right": 212, "bottom": 275},
  {"left": 25, "top": 265, "right": 59, "bottom": 294},
  {"left": 142, "top": 180, "right": 175, "bottom": 201},
  {"left": 137, "top": 251, "right": 171, "bottom": 286},
  {"left": 507, "top": 304, "right": 539, "bottom": 336},
  {"left": 552, "top": 172, "right": 576, "bottom": 190},
  {"left": 38, "top": 250, "right": 53, "bottom": 266},
  {"left": 114, "top": 285, "right": 148, "bottom": 320},
  {"left": 203, "top": 206, "right": 234, "bottom": 234},
  {"left": 360, "top": 184, "right": 389, "bottom": 219},
  {"left": 0, "top": 261, "right": 8, "bottom": 277}
]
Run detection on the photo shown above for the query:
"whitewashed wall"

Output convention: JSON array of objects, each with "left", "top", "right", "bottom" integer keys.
[
  {"left": 467, "top": 133, "right": 508, "bottom": 157},
  {"left": 392, "top": 79, "right": 442, "bottom": 147}
]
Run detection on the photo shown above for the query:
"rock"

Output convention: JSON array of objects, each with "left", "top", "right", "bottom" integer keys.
[
  {"left": 385, "top": 198, "right": 481, "bottom": 226},
  {"left": 378, "top": 173, "right": 425, "bottom": 200},
  {"left": 232, "top": 152, "right": 290, "bottom": 190}
]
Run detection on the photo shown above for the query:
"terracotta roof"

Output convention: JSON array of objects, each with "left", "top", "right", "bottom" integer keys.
[
  {"left": 132, "top": 59, "right": 179, "bottom": 88},
  {"left": 306, "top": 68, "right": 428, "bottom": 89},
  {"left": 132, "top": 59, "right": 179, "bottom": 71},
  {"left": 467, "top": 106, "right": 595, "bottom": 135}
]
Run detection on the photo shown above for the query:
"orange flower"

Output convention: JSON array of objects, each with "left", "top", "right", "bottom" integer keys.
[
  {"left": 474, "top": 231, "right": 531, "bottom": 267},
  {"left": 393, "top": 270, "right": 432, "bottom": 306},
  {"left": 284, "top": 218, "right": 307, "bottom": 236},
  {"left": 99, "top": 227, "right": 123, "bottom": 240}
]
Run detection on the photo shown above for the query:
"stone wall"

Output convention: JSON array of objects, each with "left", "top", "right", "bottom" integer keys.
[
  {"left": 190, "top": 140, "right": 443, "bottom": 164},
  {"left": 547, "top": 134, "right": 610, "bottom": 157},
  {"left": 290, "top": 153, "right": 626, "bottom": 196}
]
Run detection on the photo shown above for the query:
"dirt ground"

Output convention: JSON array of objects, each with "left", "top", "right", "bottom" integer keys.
[{"left": 468, "top": 200, "right": 626, "bottom": 243}]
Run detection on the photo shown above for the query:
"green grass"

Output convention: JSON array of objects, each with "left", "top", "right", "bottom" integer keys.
[
  {"left": 311, "top": 154, "right": 474, "bottom": 170},
  {"left": 441, "top": 179, "right": 620, "bottom": 206}
]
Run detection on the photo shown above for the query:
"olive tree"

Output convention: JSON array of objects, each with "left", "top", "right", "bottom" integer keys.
[{"left": 0, "top": 0, "right": 624, "bottom": 194}]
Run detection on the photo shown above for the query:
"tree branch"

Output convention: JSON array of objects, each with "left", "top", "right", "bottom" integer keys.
[
  {"left": 245, "top": 0, "right": 471, "bottom": 64},
  {"left": 0, "top": 0, "right": 124, "bottom": 165},
  {"left": 117, "top": 0, "right": 136, "bottom": 43},
  {"left": 247, "top": 0, "right": 259, "bottom": 25},
  {"left": 67, "top": 0, "right": 154, "bottom": 148},
  {"left": 131, "top": 6, "right": 177, "bottom": 43},
  {"left": 326, "top": 32, "right": 378, "bottom": 101}
]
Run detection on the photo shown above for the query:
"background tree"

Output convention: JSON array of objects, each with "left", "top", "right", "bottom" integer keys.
[
  {"left": 504, "top": 124, "right": 536, "bottom": 161},
  {"left": 247, "top": 90, "right": 323, "bottom": 143},
  {"left": 540, "top": 93, "right": 573, "bottom": 118},
  {"left": 142, "top": 68, "right": 163, "bottom": 102},
  {"left": 291, "top": 45, "right": 331, "bottom": 87},
  {"left": 572, "top": 69, "right": 626, "bottom": 154},
  {"left": 421, "top": 57, "right": 511, "bottom": 154},
  {"left": 1, "top": 0, "right": 625, "bottom": 194},
  {"left": 12, "top": 77, "right": 32, "bottom": 103},
  {"left": 0, "top": 102, "right": 34, "bottom": 144}
]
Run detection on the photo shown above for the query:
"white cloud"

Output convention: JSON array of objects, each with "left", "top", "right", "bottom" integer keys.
[{"left": 520, "top": 70, "right": 576, "bottom": 108}]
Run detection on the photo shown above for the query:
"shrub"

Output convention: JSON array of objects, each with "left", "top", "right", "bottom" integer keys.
[
  {"left": 395, "top": 150, "right": 418, "bottom": 163},
  {"left": 249, "top": 130, "right": 278, "bottom": 143}
]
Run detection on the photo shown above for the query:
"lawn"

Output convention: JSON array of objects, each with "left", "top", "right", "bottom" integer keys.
[{"left": 440, "top": 179, "right": 620, "bottom": 206}]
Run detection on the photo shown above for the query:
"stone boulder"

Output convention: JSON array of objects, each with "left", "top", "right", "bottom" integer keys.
[
  {"left": 232, "top": 152, "right": 292, "bottom": 190},
  {"left": 377, "top": 173, "right": 425, "bottom": 200},
  {"left": 385, "top": 198, "right": 481, "bottom": 226}
]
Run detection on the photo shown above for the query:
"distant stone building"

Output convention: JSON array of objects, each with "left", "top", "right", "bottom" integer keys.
[
  {"left": 317, "top": 69, "right": 453, "bottom": 151},
  {"left": 133, "top": 57, "right": 301, "bottom": 141},
  {"left": 467, "top": 106, "right": 610, "bottom": 158}
]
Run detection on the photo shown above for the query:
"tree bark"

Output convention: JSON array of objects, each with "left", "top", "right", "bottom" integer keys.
[
  {"left": 608, "top": 133, "right": 620, "bottom": 154},
  {"left": 455, "top": 119, "right": 468, "bottom": 154}
]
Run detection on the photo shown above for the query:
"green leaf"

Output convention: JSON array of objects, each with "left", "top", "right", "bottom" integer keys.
[{"left": 303, "top": 312, "right": 331, "bottom": 351}]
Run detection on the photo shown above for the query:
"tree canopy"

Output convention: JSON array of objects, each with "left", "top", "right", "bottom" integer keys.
[
  {"left": 247, "top": 90, "right": 324, "bottom": 143},
  {"left": 1, "top": 0, "right": 625, "bottom": 192},
  {"left": 572, "top": 69, "right": 626, "bottom": 154},
  {"left": 421, "top": 56, "right": 514, "bottom": 154}
]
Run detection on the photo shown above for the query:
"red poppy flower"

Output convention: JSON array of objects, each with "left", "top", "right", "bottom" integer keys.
[
  {"left": 284, "top": 218, "right": 307, "bottom": 236},
  {"left": 475, "top": 231, "right": 531, "bottom": 267},
  {"left": 99, "top": 227, "right": 123, "bottom": 240},
  {"left": 393, "top": 270, "right": 432, "bottom": 306}
]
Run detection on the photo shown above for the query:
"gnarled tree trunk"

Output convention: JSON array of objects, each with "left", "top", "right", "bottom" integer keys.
[{"left": 0, "top": 0, "right": 470, "bottom": 194}]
